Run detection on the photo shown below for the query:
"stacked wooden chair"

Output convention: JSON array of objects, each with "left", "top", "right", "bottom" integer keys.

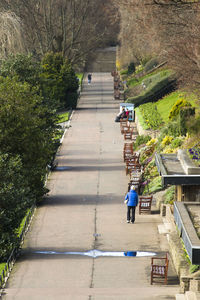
[
  {"left": 139, "top": 195, "right": 153, "bottom": 214},
  {"left": 120, "top": 119, "right": 129, "bottom": 134},
  {"left": 124, "top": 129, "right": 133, "bottom": 140},
  {"left": 151, "top": 253, "right": 169, "bottom": 285}
]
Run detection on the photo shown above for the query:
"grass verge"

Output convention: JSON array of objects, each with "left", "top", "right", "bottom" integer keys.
[{"left": 57, "top": 112, "right": 69, "bottom": 123}]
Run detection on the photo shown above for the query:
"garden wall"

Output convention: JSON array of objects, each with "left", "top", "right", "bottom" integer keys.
[{"left": 135, "top": 113, "right": 160, "bottom": 138}]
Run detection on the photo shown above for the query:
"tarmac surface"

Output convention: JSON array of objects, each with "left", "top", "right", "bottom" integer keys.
[{"left": 2, "top": 73, "right": 179, "bottom": 300}]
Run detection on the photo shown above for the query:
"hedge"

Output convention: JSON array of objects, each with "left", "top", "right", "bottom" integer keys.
[{"left": 126, "top": 71, "right": 176, "bottom": 107}]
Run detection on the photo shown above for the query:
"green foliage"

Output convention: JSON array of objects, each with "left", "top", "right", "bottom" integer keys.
[
  {"left": 0, "top": 76, "right": 58, "bottom": 199},
  {"left": 171, "top": 137, "right": 183, "bottom": 149},
  {"left": 0, "top": 53, "right": 79, "bottom": 111},
  {"left": 156, "top": 91, "right": 182, "bottom": 124},
  {"left": 156, "top": 121, "right": 181, "bottom": 152},
  {"left": 0, "top": 153, "right": 32, "bottom": 260},
  {"left": 189, "top": 264, "right": 200, "bottom": 274},
  {"left": 144, "top": 57, "right": 159, "bottom": 72},
  {"left": 126, "top": 70, "right": 157, "bottom": 88},
  {"left": 127, "top": 70, "right": 175, "bottom": 107},
  {"left": 127, "top": 62, "right": 135, "bottom": 74},
  {"left": 161, "top": 136, "right": 173, "bottom": 147},
  {"left": 40, "top": 52, "right": 79, "bottom": 109},
  {"left": 0, "top": 54, "right": 41, "bottom": 87},
  {"left": 135, "top": 108, "right": 149, "bottom": 130},
  {"left": 169, "top": 98, "right": 191, "bottom": 120},
  {"left": 181, "top": 239, "right": 191, "bottom": 264},
  {"left": 141, "top": 56, "right": 152, "bottom": 67},
  {"left": 76, "top": 73, "right": 84, "bottom": 87},
  {"left": 138, "top": 102, "right": 163, "bottom": 129},
  {"left": 179, "top": 106, "right": 195, "bottom": 136},
  {"left": 133, "top": 135, "right": 151, "bottom": 150},
  {"left": 187, "top": 115, "right": 200, "bottom": 135},
  {"left": 143, "top": 176, "right": 162, "bottom": 194},
  {"left": 0, "top": 263, "right": 5, "bottom": 274},
  {"left": 120, "top": 69, "right": 128, "bottom": 75},
  {"left": 164, "top": 186, "right": 175, "bottom": 204},
  {"left": 57, "top": 112, "right": 69, "bottom": 123}
]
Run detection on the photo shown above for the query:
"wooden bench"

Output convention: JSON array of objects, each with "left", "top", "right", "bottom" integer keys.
[
  {"left": 119, "top": 91, "right": 125, "bottom": 100},
  {"left": 114, "top": 81, "right": 120, "bottom": 89},
  {"left": 139, "top": 195, "right": 153, "bottom": 214},
  {"left": 128, "top": 178, "right": 141, "bottom": 192},
  {"left": 151, "top": 253, "right": 169, "bottom": 285},
  {"left": 126, "top": 162, "right": 141, "bottom": 175},
  {"left": 114, "top": 89, "right": 120, "bottom": 99},
  {"left": 125, "top": 155, "right": 139, "bottom": 164},
  {"left": 121, "top": 125, "right": 131, "bottom": 135},
  {"left": 111, "top": 70, "right": 118, "bottom": 77},
  {"left": 120, "top": 119, "right": 128, "bottom": 126},
  {"left": 124, "top": 130, "right": 133, "bottom": 140}
]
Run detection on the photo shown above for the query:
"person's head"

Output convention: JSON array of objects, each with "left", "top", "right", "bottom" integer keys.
[{"left": 131, "top": 185, "right": 136, "bottom": 190}]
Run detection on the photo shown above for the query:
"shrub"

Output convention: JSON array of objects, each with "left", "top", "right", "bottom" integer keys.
[
  {"left": 143, "top": 176, "right": 162, "bottom": 194},
  {"left": 156, "top": 121, "right": 181, "bottom": 152},
  {"left": 187, "top": 115, "right": 200, "bottom": 135},
  {"left": 41, "top": 52, "right": 79, "bottom": 109},
  {"left": 0, "top": 54, "right": 41, "bottom": 87},
  {"left": 127, "top": 62, "right": 135, "bottom": 74},
  {"left": 144, "top": 57, "right": 159, "bottom": 72},
  {"left": 164, "top": 186, "right": 175, "bottom": 204},
  {"left": 135, "top": 65, "right": 144, "bottom": 74},
  {"left": 161, "top": 136, "right": 173, "bottom": 147},
  {"left": 189, "top": 265, "right": 200, "bottom": 274},
  {"left": 171, "top": 137, "right": 183, "bottom": 149},
  {"left": 169, "top": 98, "right": 191, "bottom": 120},
  {"left": 146, "top": 138, "right": 157, "bottom": 147},
  {"left": 163, "top": 146, "right": 175, "bottom": 154},
  {"left": 138, "top": 102, "right": 163, "bottom": 129},
  {"left": 179, "top": 106, "right": 195, "bottom": 136},
  {"left": 141, "top": 56, "right": 152, "bottom": 67},
  {"left": 120, "top": 69, "right": 128, "bottom": 75},
  {"left": 133, "top": 135, "right": 151, "bottom": 150},
  {"left": 127, "top": 71, "right": 176, "bottom": 107}
]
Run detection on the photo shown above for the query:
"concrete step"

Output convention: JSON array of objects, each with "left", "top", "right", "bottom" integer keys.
[
  {"left": 176, "top": 291, "right": 200, "bottom": 300},
  {"left": 176, "top": 294, "right": 186, "bottom": 300},
  {"left": 185, "top": 292, "right": 200, "bottom": 300}
]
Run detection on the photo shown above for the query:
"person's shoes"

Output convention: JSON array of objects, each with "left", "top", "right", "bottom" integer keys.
[
  {"left": 127, "top": 220, "right": 130, "bottom": 223},
  {"left": 131, "top": 221, "right": 134, "bottom": 224}
]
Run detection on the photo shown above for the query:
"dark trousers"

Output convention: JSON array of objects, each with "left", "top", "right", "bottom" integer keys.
[{"left": 127, "top": 206, "right": 136, "bottom": 223}]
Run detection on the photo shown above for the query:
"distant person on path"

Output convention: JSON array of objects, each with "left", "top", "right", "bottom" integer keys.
[
  {"left": 88, "top": 73, "right": 92, "bottom": 84},
  {"left": 124, "top": 185, "right": 138, "bottom": 223}
]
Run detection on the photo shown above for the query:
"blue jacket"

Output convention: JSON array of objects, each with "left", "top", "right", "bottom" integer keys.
[{"left": 125, "top": 190, "right": 138, "bottom": 206}]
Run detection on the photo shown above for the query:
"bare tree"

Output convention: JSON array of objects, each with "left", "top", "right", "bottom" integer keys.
[
  {"left": 0, "top": 0, "right": 119, "bottom": 66},
  {"left": 0, "top": 11, "right": 25, "bottom": 59}
]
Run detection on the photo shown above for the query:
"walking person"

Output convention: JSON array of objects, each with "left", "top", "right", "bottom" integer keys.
[
  {"left": 87, "top": 73, "right": 92, "bottom": 84},
  {"left": 124, "top": 185, "right": 138, "bottom": 223}
]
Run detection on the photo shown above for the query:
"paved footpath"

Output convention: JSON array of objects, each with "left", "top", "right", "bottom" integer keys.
[{"left": 2, "top": 73, "right": 179, "bottom": 300}]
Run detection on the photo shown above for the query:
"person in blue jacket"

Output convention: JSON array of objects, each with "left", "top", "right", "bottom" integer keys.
[{"left": 124, "top": 185, "right": 138, "bottom": 223}]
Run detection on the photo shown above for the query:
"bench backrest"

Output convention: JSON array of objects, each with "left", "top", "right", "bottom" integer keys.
[
  {"left": 151, "top": 253, "right": 169, "bottom": 285},
  {"left": 139, "top": 195, "right": 153, "bottom": 214}
]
